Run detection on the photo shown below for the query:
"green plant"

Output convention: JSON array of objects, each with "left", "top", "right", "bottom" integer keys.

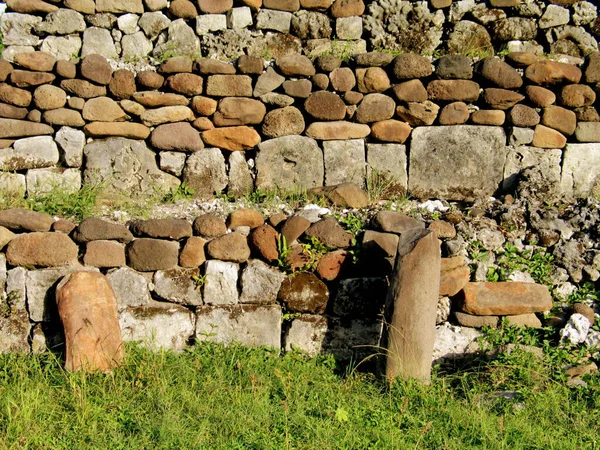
[
  {"left": 298, "top": 235, "right": 329, "bottom": 272},
  {"left": 276, "top": 234, "right": 293, "bottom": 274},
  {"left": 162, "top": 182, "right": 196, "bottom": 203},
  {"left": 25, "top": 183, "right": 102, "bottom": 222},
  {"left": 467, "top": 240, "right": 489, "bottom": 262},
  {"left": 191, "top": 274, "right": 207, "bottom": 290},
  {"left": 365, "top": 169, "right": 403, "bottom": 203},
  {"left": 336, "top": 212, "right": 366, "bottom": 236},
  {"left": 489, "top": 243, "right": 554, "bottom": 287}
]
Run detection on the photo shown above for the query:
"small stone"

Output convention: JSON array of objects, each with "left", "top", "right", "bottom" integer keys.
[
  {"left": 201, "top": 126, "right": 261, "bottom": 151},
  {"left": 80, "top": 54, "right": 112, "bottom": 85},
  {"left": 197, "top": 0, "right": 233, "bottom": 13},
  {"left": 525, "top": 60, "right": 582, "bottom": 85},
  {"left": 276, "top": 54, "right": 315, "bottom": 77},
  {"left": 206, "top": 75, "right": 253, "bottom": 97},
  {"left": 131, "top": 219, "right": 192, "bottom": 240},
  {"left": 370, "top": 120, "right": 411, "bottom": 143},
  {"left": 13, "top": 51, "right": 55, "bottom": 72},
  {"left": 575, "top": 122, "right": 600, "bottom": 143},
  {"left": 483, "top": 88, "right": 525, "bottom": 110},
  {"left": 439, "top": 102, "right": 470, "bottom": 125},
  {"left": 478, "top": 57, "right": 523, "bottom": 89},
  {"left": 428, "top": 80, "right": 480, "bottom": 102},
  {"left": 137, "top": 70, "right": 164, "bottom": 89},
  {"left": 193, "top": 213, "right": 227, "bottom": 238},
  {"left": 542, "top": 106, "right": 577, "bottom": 135},
  {"left": 127, "top": 238, "right": 179, "bottom": 272},
  {"left": 179, "top": 236, "right": 207, "bottom": 267},
  {"left": 372, "top": 210, "right": 424, "bottom": 234},
  {"left": 73, "top": 217, "right": 132, "bottom": 243},
  {"left": 240, "top": 259, "right": 285, "bottom": 304},
  {"left": 355, "top": 67, "right": 390, "bottom": 93},
  {"left": 278, "top": 272, "right": 329, "bottom": 313},
  {"left": 440, "top": 265, "right": 470, "bottom": 297},
  {"left": 509, "top": 104, "right": 540, "bottom": 127},
  {"left": 572, "top": 302, "right": 595, "bottom": 325},
  {"left": 560, "top": 84, "right": 596, "bottom": 108},
  {"left": 0, "top": 208, "right": 53, "bottom": 232},
  {"left": 392, "top": 79, "right": 427, "bottom": 103},
  {"left": 159, "top": 56, "right": 193, "bottom": 74},
  {"left": 84, "top": 240, "right": 126, "bottom": 268},
  {"left": 262, "top": 106, "right": 305, "bottom": 138},
  {"left": 455, "top": 311, "right": 499, "bottom": 328},
  {"left": 331, "top": 0, "right": 364, "bottom": 18},
  {"left": 525, "top": 85, "right": 556, "bottom": 107},
  {"left": 249, "top": 224, "right": 278, "bottom": 263},
  {"left": 355, "top": 93, "right": 395, "bottom": 124},
  {"left": 305, "top": 91, "right": 346, "bottom": 120},
  {"left": 393, "top": 54, "right": 433, "bottom": 79},
  {"left": 153, "top": 267, "right": 202, "bottom": 305},
  {"left": 396, "top": 102, "right": 440, "bottom": 126},
  {"left": 207, "top": 232, "right": 251, "bottom": 262},
  {"left": 505, "top": 313, "right": 542, "bottom": 328},
  {"left": 305, "top": 217, "right": 352, "bottom": 248},
  {"left": 305, "top": 121, "right": 371, "bottom": 140},
  {"left": 471, "top": 110, "right": 505, "bottom": 125},
  {"left": 282, "top": 79, "right": 312, "bottom": 98}
]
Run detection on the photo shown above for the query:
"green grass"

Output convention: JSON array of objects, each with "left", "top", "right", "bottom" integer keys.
[{"left": 0, "top": 343, "right": 599, "bottom": 449}]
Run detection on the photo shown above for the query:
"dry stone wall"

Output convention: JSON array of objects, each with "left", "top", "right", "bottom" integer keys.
[{"left": 0, "top": 0, "right": 599, "bottom": 201}]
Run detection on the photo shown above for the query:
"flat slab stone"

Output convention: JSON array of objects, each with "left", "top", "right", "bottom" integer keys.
[
  {"left": 560, "top": 143, "right": 600, "bottom": 198},
  {"left": 457, "top": 282, "right": 553, "bottom": 316},
  {"left": 0, "top": 118, "right": 53, "bottom": 139},
  {"left": 6, "top": 232, "right": 78, "bottom": 267},
  {"left": 409, "top": 126, "right": 507, "bottom": 200},
  {"left": 305, "top": 121, "right": 371, "bottom": 140},
  {"left": 196, "top": 304, "right": 282, "bottom": 348},
  {"left": 0, "top": 208, "right": 53, "bottom": 232}
]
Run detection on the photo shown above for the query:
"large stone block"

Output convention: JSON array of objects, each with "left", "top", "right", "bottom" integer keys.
[
  {"left": 106, "top": 267, "right": 151, "bottom": 310},
  {"left": 503, "top": 146, "right": 562, "bottom": 192},
  {"left": 457, "top": 282, "right": 553, "bottom": 316},
  {"left": 203, "top": 260, "right": 239, "bottom": 305},
  {"left": 409, "top": 126, "right": 507, "bottom": 200},
  {"left": 119, "top": 301, "right": 195, "bottom": 351},
  {"left": 366, "top": 143, "right": 408, "bottom": 194},
  {"left": 26, "top": 168, "right": 81, "bottom": 197},
  {"left": 256, "top": 135, "right": 324, "bottom": 190},
  {"left": 182, "top": 147, "right": 228, "bottom": 198},
  {"left": 560, "top": 143, "right": 600, "bottom": 198},
  {"left": 0, "top": 135, "right": 58, "bottom": 171},
  {"left": 323, "top": 139, "right": 365, "bottom": 187},
  {"left": 196, "top": 304, "right": 282, "bottom": 348}
]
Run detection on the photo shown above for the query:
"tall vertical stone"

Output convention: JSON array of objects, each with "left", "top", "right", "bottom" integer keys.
[{"left": 385, "top": 229, "right": 441, "bottom": 384}]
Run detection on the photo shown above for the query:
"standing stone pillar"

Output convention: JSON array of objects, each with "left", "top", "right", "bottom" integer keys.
[
  {"left": 385, "top": 228, "right": 441, "bottom": 384},
  {"left": 56, "top": 271, "right": 124, "bottom": 372}
]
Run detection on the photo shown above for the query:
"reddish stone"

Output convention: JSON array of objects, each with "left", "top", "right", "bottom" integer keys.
[
  {"left": 249, "top": 224, "right": 279, "bottom": 263},
  {"left": 227, "top": 209, "right": 264, "bottom": 229},
  {"left": 316, "top": 249, "right": 348, "bottom": 281},
  {"left": 457, "top": 282, "right": 553, "bottom": 316},
  {"left": 206, "top": 232, "right": 251, "bottom": 262},
  {"left": 439, "top": 265, "right": 470, "bottom": 297},
  {"left": 84, "top": 240, "right": 126, "bottom": 268},
  {"left": 525, "top": 60, "right": 582, "bottom": 85},
  {"left": 179, "top": 236, "right": 207, "bottom": 267},
  {"left": 280, "top": 215, "right": 311, "bottom": 243}
]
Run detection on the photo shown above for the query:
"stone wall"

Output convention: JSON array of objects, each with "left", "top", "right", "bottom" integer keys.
[{"left": 0, "top": 0, "right": 599, "bottom": 201}]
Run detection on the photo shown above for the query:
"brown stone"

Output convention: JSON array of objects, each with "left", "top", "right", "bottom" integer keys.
[
  {"left": 282, "top": 79, "right": 312, "bottom": 98},
  {"left": 33, "top": 85, "right": 66, "bottom": 110},
  {"left": 192, "top": 96, "right": 218, "bottom": 116},
  {"left": 169, "top": 0, "right": 197, "bottom": 17},
  {"left": 572, "top": 303, "right": 595, "bottom": 326},
  {"left": 80, "top": 54, "right": 113, "bottom": 85},
  {"left": 213, "top": 98, "right": 266, "bottom": 126},
  {"left": 355, "top": 93, "right": 395, "bottom": 123},
  {"left": 263, "top": 0, "right": 299, "bottom": 10},
  {"left": 14, "top": 51, "right": 56, "bottom": 72},
  {"left": 109, "top": 69, "right": 136, "bottom": 99},
  {"left": 455, "top": 311, "right": 499, "bottom": 328},
  {"left": 321, "top": 183, "right": 369, "bottom": 208},
  {"left": 179, "top": 236, "right": 207, "bottom": 267},
  {"left": 483, "top": 88, "right": 525, "bottom": 110},
  {"left": 343, "top": 91, "right": 363, "bottom": 105},
  {"left": 166, "top": 73, "right": 204, "bottom": 96},
  {"left": 471, "top": 109, "right": 505, "bottom": 125},
  {"left": 0, "top": 118, "right": 53, "bottom": 138},
  {"left": 525, "top": 85, "right": 556, "bottom": 107},
  {"left": 392, "top": 79, "right": 428, "bottom": 103},
  {"left": 227, "top": 209, "right": 264, "bottom": 230},
  {"left": 329, "top": 67, "right": 356, "bottom": 92},
  {"left": 10, "top": 70, "right": 55, "bottom": 88},
  {"left": 56, "top": 272, "right": 124, "bottom": 372},
  {"left": 73, "top": 218, "right": 133, "bottom": 243},
  {"left": 313, "top": 73, "right": 329, "bottom": 90},
  {"left": 133, "top": 91, "right": 189, "bottom": 107},
  {"left": 429, "top": 220, "right": 456, "bottom": 239},
  {"left": 151, "top": 122, "right": 204, "bottom": 152},
  {"left": 201, "top": 126, "right": 261, "bottom": 151},
  {"left": 0, "top": 83, "right": 32, "bottom": 107},
  {"left": 281, "top": 216, "right": 311, "bottom": 243},
  {"left": 478, "top": 57, "right": 523, "bottom": 89},
  {"left": 66, "top": 97, "right": 85, "bottom": 111},
  {"left": 82, "top": 97, "right": 127, "bottom": 122},
  {"left": 427, "top": 80, "right": 480, "bottom": 102},
  {"left": 393, "top": 54, "right": 433, "bottom": 79},
  {"left": 305, "top": 121, "right": 371, "bottom": 140},
  {"left": 6, "top": 0, "right": 58, "bottom": 13},
  {"left": 0, "top": 208, "right": 53, "bottom": 232},
  {"left": 542, "top": 105, "right": 577, "bottom": 135},
  {"left": 237, "top": 55, "right": 264, "bottom": 74},
  {"left": 505, "top": 313, "right": 542, "bottom": 328},
  {"left": 131, "top": 219, "right": 192, "bottom": 240},
  {"left": 84, "top": 240, "right": 126, "bottom": 267},
  {"left": 370, "top": 119, "right": 411, "bottom": 143},
  {"left": 438, "top": 102, "right": 470, "bottom": 125},
  {"left": 440, "top": 265, "right": 469, "bottom": 297},
  {"left": 331, "top": 0, "right": 364, "bottom": 17},
  {"left": 532, "top": 124, "right": 567, "bottom": 149},
  {"left": 509, "top": 104, "right": 540, "bottom": 127},
  {"left": 268, "top": 213, "right": 287, "bottom": 228},
  {"left": 457, "top": 282, "right": 553, "bottom": 316},
  {"left": 316, "top": 249, "right": 348, "bottom": 281},
  {"left": 396, "top": 101, "right": 440, "bottom": 126},
  {"left": 278, "top": 272, "right": 329, "bottom": 313},
  {"left": 137, "top": 70, "right": 164, "bottom": 89},
  {"left": 193, "top": 214, "right": 227, "bottom": 238},
  {"left": 55, "top": 60, "right": 76, "bottom": 79},
  {"left": 197, "top": 0, "right": 233, "bottom": 13},
  {"left": 206, "top": 232, "right": 251, "bottom": 262},
  {"left": 159, "top": 56, "right": 193, "bottom": 74},
  {"left": 60, "top": 79, "right": 107, "bottom": 98},
  {"left": 84, "top": 122, "right": 150, "bottom": 139},
  {"left": 249, "top": 224, "right": 279, "bottom": 263},
  {"left": 192, "top": 117, "right": 214, "bottom": 131},
  {"left": 372, "top": 210, "right": 424, "bottom": 234},
  {"left": 0, "top": 102, "right": 24, "bottom": 120},
  {"left": 240, "top": 0, "right": 262, "bottom": 9},
  {"left": 127, "top": 238, "right": 179, "bottom": 272},
  {"left": 6, "top": 232, "right": 78, "bottom": 267},
  {"left": 560, "top": 85, "right": 596, "bottom": 108},
  {"left": 355, "top": 52, "right": 394, "bottom": 67},
  {"left": 355, "top": 67, "right": 390, "bottom": 93},
  {"left": 50, "top": 219, "right": 75, "bottom": 235},
  {"left": 430, "top": 0, "right": 451, "bottom": 7},
  {"left": 305, "top": 217, "right": 352, "bottom": 248},
  {"left": 525, "top": 60, "right": 582, "bottom": 85},
  {"left": 362, "top": 230, "right": 399, "bottom": 262},
  {"left": 205, "top": 75, "right": 253, "bottom": 97},
  {"left": 140, "top": 105, "right": 195, "bottom": 126},
  {"left": 316, "top": 55, "right": 342, "bottom": 72},
  {"left": 43, "top": 108, "right": 84, "bottom": 127},
  {"left": 305, "top": 91, "right": 346, "bottom": 120},
  {"left": 574, "top": 106, "right": 599, "bottom": 122},
  {"left": 262, "top": 106, "right": 305, "bottom": 138},
  {"left": 506, "top": 52, "right": 538, "bottom": 67},
  {"left": 28, "top": 110, "right": 42, "bottom": 122},
  {"left": 0, "top": 61, "right": 13, "bottom": 83},
  {"left": 0, "top": 226, "right": 15, "bottom": 249},
  {"left": 64, "top": 0, "right": 96, "bottom": 13},
  {"left": 276, "top": 55, "right": 316, "bottom": 77}
]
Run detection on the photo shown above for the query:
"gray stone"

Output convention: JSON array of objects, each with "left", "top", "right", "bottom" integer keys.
[
  {"left": 503, "top": 146, "right": 562, "bottom": 192},
  {"left": 86, "top": 13, "right": 118, "bottom": 29},
  {"left": 40, "top": 36, "right": 82, "bottom": 61},
  {"left": 195, "top": 14, "right": 227, "bottom": 35},
  {"left": 575, "top": 122, "right": 600, "bottom": 143},
  {"left": 323, "top": 139, "right": 365, "bottom": 187},
  {"left": 0, "top": 307, "right": 30, "bottom": 354},
  {"left": 55, "top": 126, "right": 85, "bottom": 168},
  {"left": 121, "top": 32, "right": 153, "bottom": 60},
  {"left": 226, "top": 7, "right": 252, "bottom": 29},
  {"left": 240, "top": 259, "right": 286, "bottom": 304},
  {"left": 2, "top": 46, "right": 36, "bottom": 63},
  {"left": 228, "top": 151, "right": 253, "bottom": 197},
  {"left": 0, "top": 136, "right": 58, "bottom": 171},
  {"left": 153, "top": 19, "right": 200, "bottom": 59},
  {"left": 433, "top": 323, "right": 481, "bottom": 362},
  {"left": 260, "top": 93, "right": 294, "bottom": 107},
  {"left": 7, "top": 268, "right": 27, "bottom": 311},
  {"left": 447, "top": 20, "right": 492, "bottom": 56},
  {"left": 35, "top": 9, "right": 86, "bottom": 35},
  {"left": 509, "top": 127, "right": 535, "bottom": 147},
  {"left": 106, "top": 267, "right": 151, "bottom": 310},
  {"left": 159, "top": 151, "right": 186, "bottom": 176},
  {"left": 139, "top": 12, "right": 171, "bottom": 39},
  {"left": 560, "top": 143, "right": 600, "bottom": 198},
  {"left": 81, "top": 27, "right": 118, "bottom": 59},
  {"left": 117, "top": 13, "right": 140, "bottom": 34},
  {"left": 336, "top": 17, "right": 362, "bottom": 40},
  {"left": 254, "top": 67, "right": 285, "bottom": 97},
  {"left": 573, "top": 1, "right": 597, "bottom": 26},
  {"left": 291, "top": 10, "right": 332, "bottom": 39},
  {"left": 196, "top": 304, "right": 282, "bottom": 348},
  {"left": 0, "top": 173, "right": 26, "bottom": 196},
  {"left": 493, "top": 17, "right": 537, "bottom": 41},
  {"left": 284, "top": 314, "right": 381, "bottom": 360},
  {"left": 153, "top": 267, "right": 203, "bottom": 306},
  {"left": 256, "top": 135, "right": 324, "bottom": 190},
  {"left": 83, "top": 137, "right": 180, "bottom": 197},
  {"left": 1, "top": 13, "right": 42, "bottom": 47},
  {"left": 119, "top": 301, "right": 195, "bottom": 351},
  {"left": 182, "top": 148, "right": 228, "bottom": 198},
  {"left": 539, "top": 5, "right": 570, "bottom": 29},
  {"left": 366, "top": 143, "right": 408, "bottom": 194},
  {"left": 26, "top": 168, "right": 81, "bottom": 197},
  {"left": 256, "top": 9, "right": 292, "bottom": 33},
  {"left": 409, "top": 126, "right": 507, "bottom": 200},
  {"left": 203, "top": 260, "right": 239, "bottom": 305},
  {"left": 546, "top": 26, "right": 598, "bottom": 56}
]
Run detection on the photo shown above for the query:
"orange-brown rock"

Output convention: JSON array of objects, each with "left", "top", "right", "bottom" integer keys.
[
  {"left": 191, "top": 96, "right": 218, "bottom": 116},
  {"left": 559, "top": 84, "right": 596, "bottom": 108},
  {"left": 80, "top": 54, "right": 113, "bottom": 85},
  {"left": 137, "top": 70, "right": 164, "bottom": 89},
  {"left": 213, "top": 98, "right": 267, "bottom": 126},
  {"left": 159, "top": 56, "right": 193, "bottom": 73},
  {"left": 60, "top": 79, "right": 107, "bottom": 98},
  {"left": 43, "top": 108, "right": 85, "bottom": 127},
  {"left": 6, "top": 0, "right": 58, "bottom": 13},
  {"left": 227, "top": 209, "right": 265, "bottom": 229},
  {"left": 483, "top": 88, "right": 525, "bottom": 110},
  {"left": 56, "top": 272, "right": 124, "bottom": 372},
  {"left": 179, "top": 236, "right": 207, "bottom": 267},
  {"left": 331, "top": 0, "right": 364, "bottom": 17},
  {"left": 440, "top": 264, "right": 470, "bottom": 297},
  {"left": 33, "top": 85, "right": 67, "bottom": 110},
  {"left": 438, "top": 102, "right": 470, "bottom": 125},
  {"left": 197, "top": 0, "right": 233, "bottom": 13},
  {"left": 166, "top": 73, "right": 204, "bottom": 96},
  {"left": 14, "top": 51, "right": 56, "bottom": 72},
  {"left": 305, "top": 91, "right": 346, "bottom": 120},
  {"left": 305, "top": 121, "right": 371, "bottom": 140},
  {"left": 6, "top": 232, "right": 78, "bottom": 267},
  {"left": 429, "top": 220, "right": 456, "bottom": 239},
  {"left": 356, "top": 67, "right": 390, "bottom": 93},
  {"left": 84, "top": 122, "right": 150, "bottom": 139},
  {"left": 278, "top": 272, "right": 329, "bottom": 313},
  {"left": 471, "top": 109, "right": 505, "bottom": 125},
  {"left": 457, "top": 282, "right": 553, "bottom": 316},
  {"left": 525, "top": 60, "right": 582, "bottom": 85},
  {"left": 109, "top": 69, "right": 136, "bottom": 99},
  {"left": 0, "top": 208, "right": 54, "bottom": 232},
  {"left": 280, "top": 215, "right": 311, "bottom": 243},
  {"left": 525, "top": 85, "right": 556, "bottom": 107},
  {"left": 532, "top": 124, "right": 567, "bottom": 149},
  {"left": 84, "top": 240, "right": 126, "bottom": 267},
  {"left": 10, "top": 70, "right": 55, "bottom": 87},
  {"left": 316, "top": 249, "right": 348, "bottom": 281},
  {"left": 392, "top": 79, "right": 428, "bottom": 103},
  {"left": 201, "top": 126, "right": 261, "bottom": 151},
  {"left": 427, "top": 80, "right": 480, "bottom": 102},
  {"left": 249, "top": 224, "right": 278, "bottom": 263},
  {"left": 370, "top": 119, "right": 411, "bottom": 143},
  {"left": 0, "top": 83, "right": 32, "bottom": 107},
  {"left": 541, "top": 105, "right": 577, "bottom": 135},
  {"left": 133, "top": 91, "right": 189, "bottom": 107}
]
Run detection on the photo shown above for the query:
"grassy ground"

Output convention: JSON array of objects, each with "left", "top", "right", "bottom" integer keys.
[{"left": 0, "top": 342, "right": 599, "bottom": 450}]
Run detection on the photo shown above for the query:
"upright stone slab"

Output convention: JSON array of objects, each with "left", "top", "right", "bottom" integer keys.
[
  {"left": 409, "top": 126, "right": 507, "bottom": 200},
  {"left": 385, "top": 228, "right": 441, "bottom": 384},
  {"left": 203, "top": 260, "right": 239, "bottom": 305},
  {"left": 56, "top": 271, "right": 124, "bottom": 372},
  {"left": 323, "top": 139, "right": 365, "bottom": 187},
  {"left": 560, "top": 143, "right": 600, "bottom": 198}
]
